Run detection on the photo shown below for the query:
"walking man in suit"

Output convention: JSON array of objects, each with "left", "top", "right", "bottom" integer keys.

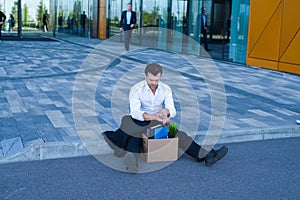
[
  {"left": 120, "top": 3, "right": 137, "bottom": 51},
  {"left": 201, "top": 7, "right": 210, "bottom": 51}
]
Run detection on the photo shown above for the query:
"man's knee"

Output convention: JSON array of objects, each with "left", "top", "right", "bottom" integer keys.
[
  {"left": 177, "top": 130, "right": 194, "bottom": 149},
  {"left": 121, "top": 115, "right": 132, "bottom": 124}
]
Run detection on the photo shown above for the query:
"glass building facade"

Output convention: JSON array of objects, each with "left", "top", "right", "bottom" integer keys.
[
  {"left": 49, "top": 0, "right": 96, "bottom": 37},
  {"left": 1, "top": 0, "right": 249, "bottom": 64},
  {"left": 0, "top": 0, "right": 96, "bottom": 38},
  {"left": 106, "top": 0, "right": 250, "bottom": 63},
  {"left": 46, "top": 0, "right": 251, "bottom": 64}
]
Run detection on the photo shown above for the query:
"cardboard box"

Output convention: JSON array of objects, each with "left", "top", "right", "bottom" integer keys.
[{"left": 141, "top": 134, "right": 178, "bottom": 162}]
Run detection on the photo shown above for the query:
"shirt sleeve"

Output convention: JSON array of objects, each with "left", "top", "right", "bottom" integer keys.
[
  {"left": 129, "top": 82, "right": 145, "bottom": 121},
  {"left": 163, "top": 84, "right": 176, "bottom": 118},
  {"left": 120, "top": 11, "right": 124, "bottom": 27}
]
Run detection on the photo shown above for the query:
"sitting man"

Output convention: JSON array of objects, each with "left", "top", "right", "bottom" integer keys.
[{"left": 102, "top": 63, "right": 228, "bottom": 173}]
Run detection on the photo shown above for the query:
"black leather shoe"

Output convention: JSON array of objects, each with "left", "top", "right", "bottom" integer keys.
[
  {"left": 124, "top": 152, "right": 138, "bottom": 173},
  {"left": 205, "top": 146, "right": 228, "bottom": 167}
]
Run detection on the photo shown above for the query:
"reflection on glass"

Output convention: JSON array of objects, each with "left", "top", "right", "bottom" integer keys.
[
  {"left": 51, "top": 0, "right": 94, "bottom": 37},
  {"left": 105, "top": 0, "right": 250, "bottom": 65},
  {"left": 229, "top": 0, "right": 250, "bottom": 63}
]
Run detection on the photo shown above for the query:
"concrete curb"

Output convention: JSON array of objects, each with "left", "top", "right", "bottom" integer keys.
[
  {"left": 0, "top": 140, "right": 113, "bottom": 164},
  {"left": 1, "top": 126, "right": 299, "bottom": 164},
  {"left": 215, "top": 126, "right": 300, "bottom": 144}
]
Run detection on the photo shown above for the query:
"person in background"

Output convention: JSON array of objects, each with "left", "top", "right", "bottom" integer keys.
[
  {"left": 8, "top": 14, "right": 15, "bottom": 32},
  {"left": 200, "top": 7, "right": 210, "bottom": 51},
  {"left": 67, "top": 16, "right": 71, "bottom": 29},
  {"left": 0, "top": 10, "right": 7, "bottom": 41},
  {"left": 58, "top": 15, "right": 63, "bottom": 31},
  {"left": 80, "top": 11, "right": 87, "bottom": 33},
  {"left": 43, "top": 11, "right": 49, "bottom": 32},
  {"left": 227, "top": 15, "right": 231, "bottom": 43},
  {"left": 120, "top": 3, "right": 136, "bottom": 51}
]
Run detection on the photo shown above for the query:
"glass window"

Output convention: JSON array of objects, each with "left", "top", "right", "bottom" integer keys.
[
  {"left": 105, "top": 0, "right": 250, "bottom": 65},
  {"left": 229, "top": 0, "right": 250, "bottom": 63},
  {"left": 52, "top": 0, "right": 94, "bottom": 38}
]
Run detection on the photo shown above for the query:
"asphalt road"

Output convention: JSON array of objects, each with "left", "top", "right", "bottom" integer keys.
[{"left": 1, "top": 137, "right": 299, "bottom": 200}]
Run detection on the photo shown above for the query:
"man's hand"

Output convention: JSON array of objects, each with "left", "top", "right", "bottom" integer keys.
[
  {"left": 157, "top": 109, "right": 170, "bottom": 119},
  {"left": 143, "top": 109, "right": 170, "bottom": 125},
  {"left": 130, "top": 24, "right": 134, "bottom": 28},
  {"left": 0, "top": 22, "right": 3, "bottom": 25},
  {"left": 120, "top": 27, "right": 123, "bottom": 32},
  {"left": 162, "top": 117, "right": 170, "bottom": 126},
  {"left": 156, "top": 109, "right": 170, "bottom": 125}
]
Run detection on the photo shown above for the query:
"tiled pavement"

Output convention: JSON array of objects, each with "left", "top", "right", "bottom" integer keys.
[{"left": 0, "top": 34, "right": 300, "bottom": 163}]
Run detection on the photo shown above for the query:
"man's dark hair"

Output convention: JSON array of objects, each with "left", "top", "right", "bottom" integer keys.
[{"left": 145, "top": 63, "right": 163, "bottom": 76}]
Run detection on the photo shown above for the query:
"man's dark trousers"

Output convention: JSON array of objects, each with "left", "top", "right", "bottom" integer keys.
[
  {"left": 124, "top": 25, "right": 132, "bottom": 51},
  {"left": 0, "top": 24, "right": 2, "bottom": 40},
  {"left": 201, "top": 29, "right": 209, "bottom": 50}
]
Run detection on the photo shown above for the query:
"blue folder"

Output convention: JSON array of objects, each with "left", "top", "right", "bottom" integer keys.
[{"left": 154, "top": 126, "right": 169, "bottom": 139}]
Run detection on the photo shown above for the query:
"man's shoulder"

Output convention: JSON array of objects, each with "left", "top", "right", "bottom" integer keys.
[
  {"left": 131, "top": 81, "right": 145, "bottom": 90},
  {"left": 132, "top": 80, "right": 145, "bottom": 87},
  {"left": 159, "top": 82, "right": 172, "bottom": 91},
  {"left": 132, "top": 11, "right": 137, "bottom": 17},
  {"left": 121, "top": 10, "right": 125, "bottom": 17},
  {"left": 130, "top": 81, "right": 145, "bottom": 93}
]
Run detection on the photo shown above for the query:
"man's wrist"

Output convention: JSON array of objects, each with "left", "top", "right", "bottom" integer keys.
[{"left": 165, "top": 109, "right": 170, "bottom": 117}]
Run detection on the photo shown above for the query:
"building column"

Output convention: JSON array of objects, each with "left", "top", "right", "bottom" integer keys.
[
  {"left": 18, "top": 0, "right": 22, "bottom": 39},
  {"left": 98, "top": 0, "right": 106, "bottom": 39}
]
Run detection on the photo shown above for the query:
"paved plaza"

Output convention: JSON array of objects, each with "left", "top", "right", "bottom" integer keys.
[{"left": 0, "top": 35, "right": 300, "bottom": 163}]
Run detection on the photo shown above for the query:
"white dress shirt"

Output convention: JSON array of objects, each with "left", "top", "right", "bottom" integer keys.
[
  {"left": 126, "top": 11, "right": 132, "bottom": 25},
  {"left": 129, "top": 81, "right": 176, "bottom": 121}
]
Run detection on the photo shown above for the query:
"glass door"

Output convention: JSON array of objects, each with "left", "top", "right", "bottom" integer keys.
[
  {"left": 107, "top": 0, "right": 122, "bottom": 37},
  {"left": 167, "top": 0, "right": 188, "bottom": 52},
  {"left": 229, "top": 0, "right": 250, "bottom": 63},
  {"left": 140, "top": 0, "right": 168, "bottom": 48},
  {"left": 209, "top": 0, "right": 231, "bottom": 60}
]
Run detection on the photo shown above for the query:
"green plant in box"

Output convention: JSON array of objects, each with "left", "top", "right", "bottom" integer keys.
[{"left": 168, "top": 123, "right": 178, "bottom": 138}]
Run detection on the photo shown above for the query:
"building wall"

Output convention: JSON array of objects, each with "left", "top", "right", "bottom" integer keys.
[{"left": 246, "top": 0, "right": 300, "bottom": 74}]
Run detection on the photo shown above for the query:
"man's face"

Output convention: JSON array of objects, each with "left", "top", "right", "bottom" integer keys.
[
  {"left": 202, "top": 8, "right": 206, "bottom": 14},
  {"left": 127, "top": 4, "right": 132, "bottom": 11},
  {"left": 146, "top": 73, "right": 161, "bottom": 90}
]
